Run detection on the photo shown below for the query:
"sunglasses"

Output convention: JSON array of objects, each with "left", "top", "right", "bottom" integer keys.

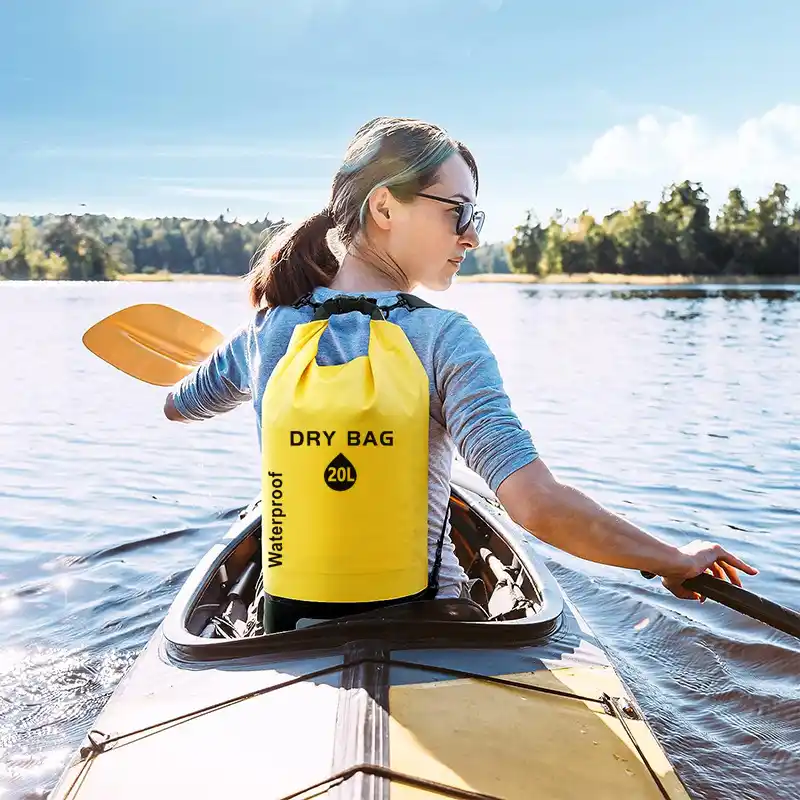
[{"left": 415, "top": 192, "right": 485, "bottom": 236}]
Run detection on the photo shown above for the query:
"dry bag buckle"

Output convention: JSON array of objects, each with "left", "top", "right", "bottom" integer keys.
[{"left": 312, "top": 296, "right": 386, "bottom": 321}]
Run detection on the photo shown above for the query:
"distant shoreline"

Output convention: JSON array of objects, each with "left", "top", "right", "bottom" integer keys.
[
  {"left": 117, "top": 272, "right": 245, "bottom": 282},
  {"left": 455, "top": 272, "right": 800, "bottom": 285},
  {"left": 114, "top": 271, "right": 800, "bottom": 286}
]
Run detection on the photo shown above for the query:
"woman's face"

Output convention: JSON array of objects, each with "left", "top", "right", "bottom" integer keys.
[{"left": 366, "top": 153, "right": 482, "bottom": 291}]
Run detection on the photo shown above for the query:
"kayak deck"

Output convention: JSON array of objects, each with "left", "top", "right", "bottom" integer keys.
[{"left": 49, "top": 466, "right": 691, "bottom": 799}]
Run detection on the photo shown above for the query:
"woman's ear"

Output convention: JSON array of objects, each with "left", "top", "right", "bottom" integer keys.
[{"left": 366, "top": 187, "right": 394, "bottom": 231}]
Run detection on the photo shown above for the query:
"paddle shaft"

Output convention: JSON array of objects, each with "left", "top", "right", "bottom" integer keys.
[{"left": 641, "top": 571, "right": 800, "bottom": 639}]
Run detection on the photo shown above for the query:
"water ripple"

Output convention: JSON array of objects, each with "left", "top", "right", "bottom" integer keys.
[{"left": 1, "top": 281, "right": 798, "bottom": 800}]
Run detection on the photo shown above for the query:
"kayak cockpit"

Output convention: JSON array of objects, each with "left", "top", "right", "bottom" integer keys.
[{"left": 163, "top": 476, "right": 564, "bottom": 660}]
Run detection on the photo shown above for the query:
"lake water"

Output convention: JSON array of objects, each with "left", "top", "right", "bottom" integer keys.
[{"left": 0, "top": 280, "right": 798, "bottom": 799}]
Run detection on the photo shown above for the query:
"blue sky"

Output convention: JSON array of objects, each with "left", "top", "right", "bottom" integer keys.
[{"left": 2, "top": 0, "right": 799, "bottom": 243}]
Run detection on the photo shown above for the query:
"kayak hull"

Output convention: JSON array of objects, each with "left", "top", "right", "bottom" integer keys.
[{"left": 50, "top": 464, "right": 691, "bottom": 800}]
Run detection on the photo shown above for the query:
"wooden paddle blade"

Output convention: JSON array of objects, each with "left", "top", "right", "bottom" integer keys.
[{"left": 82, "top": 303, "right": 225, "bottom": 386}]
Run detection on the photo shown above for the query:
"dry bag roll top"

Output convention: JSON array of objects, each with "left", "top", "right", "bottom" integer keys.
[{"left": 261, "top": 293, "right": 444, "bottom": 606}]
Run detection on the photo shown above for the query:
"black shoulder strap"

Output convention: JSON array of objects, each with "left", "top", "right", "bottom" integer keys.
[
  {"left": 291, "top": 292, "right": 314, "bottom": 309},
  {"left": 395, "top": 292, "right": 438, "bottom": 311}
]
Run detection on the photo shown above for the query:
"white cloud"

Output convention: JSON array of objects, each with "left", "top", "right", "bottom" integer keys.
[{"left": 569, "top": 104, "right": 800, "bottom": 195}]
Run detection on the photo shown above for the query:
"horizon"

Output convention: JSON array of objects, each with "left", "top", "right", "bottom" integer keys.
[{"left": 2, "top": 1, "right": 799, "bottom": 244}]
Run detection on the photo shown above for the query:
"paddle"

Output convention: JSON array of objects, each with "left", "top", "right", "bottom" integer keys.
[
  {"left": 82, "top": 303, "right": 224, "bottom": 386},
  {"left": 640, "top": 570, "right": 799, "bottom": 639},
  {"left": 83, "top": 302, "right": 800, "bottom": 639}
]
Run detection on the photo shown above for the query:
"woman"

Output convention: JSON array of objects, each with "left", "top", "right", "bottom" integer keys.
[{"left": 164, "top": 115, "right": 756, "bottom": 609}]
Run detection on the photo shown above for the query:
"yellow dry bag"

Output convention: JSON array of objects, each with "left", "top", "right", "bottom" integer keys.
[{"left": 260, "top": 294, "right": 436, "bottom": 624}]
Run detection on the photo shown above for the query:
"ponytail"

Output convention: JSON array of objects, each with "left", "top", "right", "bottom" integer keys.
[{"left": 248, "top": 209, "right": 339, "bottom": 308}]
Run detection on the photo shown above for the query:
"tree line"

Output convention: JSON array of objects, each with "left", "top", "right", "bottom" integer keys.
[
  {"left": 504, "top": 181, "right": 800, "bottom": 278},
  {"left": 2, "top": 180, "right": 799, "bottom": 280},
  {"left": 0, "top": 213, "right": 281, "bottom": 280}
]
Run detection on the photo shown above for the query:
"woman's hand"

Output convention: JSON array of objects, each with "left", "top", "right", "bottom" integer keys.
[
  {"left": 660, "top": 540, "right": 758, "bottom": 600},
  {"left": 163, "top": 391, "right": 189, "bottom": 422}
]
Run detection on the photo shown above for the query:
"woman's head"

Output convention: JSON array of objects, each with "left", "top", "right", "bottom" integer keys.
[{"left": 248, "top": 116, "right": 483, "bottom": 308}]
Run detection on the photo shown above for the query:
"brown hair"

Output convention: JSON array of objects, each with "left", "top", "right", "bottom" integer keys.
[{"left": 247, "top": 116, "right": 478, "bottom": 308}]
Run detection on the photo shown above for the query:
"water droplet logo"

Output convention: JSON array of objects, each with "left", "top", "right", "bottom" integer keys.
[{"left": 324, "top": 453, "right": 357, "bottom": 491}]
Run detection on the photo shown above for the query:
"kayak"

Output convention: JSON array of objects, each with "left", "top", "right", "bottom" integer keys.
[{"left": 50, "top": 461, "right": 691, "bottom": 800}]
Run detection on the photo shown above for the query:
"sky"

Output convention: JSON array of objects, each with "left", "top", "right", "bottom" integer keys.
[{"left": 1, "top": 0, "right": 799, "bottom": 243}]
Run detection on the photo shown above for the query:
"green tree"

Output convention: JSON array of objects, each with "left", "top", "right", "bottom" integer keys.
[
  {"left": 44, "top": 215, "right": 120, "bottom": 280},
  {"left": 601, "top": 202, "right": 675, "bottom": 275},
  {"left": 716, "top": 188, "right": 755, "bottom": 274},
  {"left": 551, "top": 211, "right": 617, "bottom": 274},
  {"left": 0, "top": 217, "right": 39, "bottom": 279},
  {"left": 459, "top": 241, "right": 511, "bottom": 275},
  {"left": 507, "top": 210, "right": 545, "bottom": 274},
  {"left": 657, "top": 181, "right": 719, "bottom": 273},
  {"left": 0, "top": 218, "right": 68, "bottom": 279},
  {"left": 538, "top": 213, "right": 567, "bottom": 277},
  {"left": 751, "top": 183, "right": 796, "bottom": 275}
]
